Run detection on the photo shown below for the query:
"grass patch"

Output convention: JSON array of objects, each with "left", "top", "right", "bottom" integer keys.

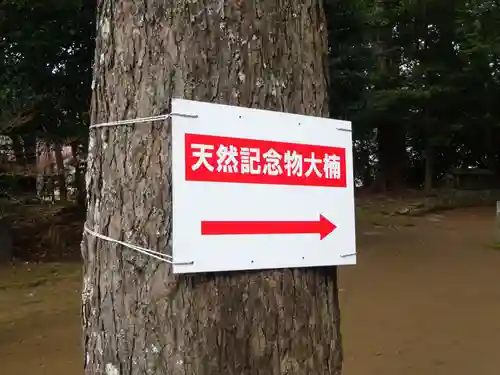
[
  {"left": 0, "top": 262, "right": 81, "bottom": 290},
  {"left": 487, "top": 242, "right": 500, "bottom": 251},
  {"left": 0, "top": 262, "right": 82, "bottom": 326}
]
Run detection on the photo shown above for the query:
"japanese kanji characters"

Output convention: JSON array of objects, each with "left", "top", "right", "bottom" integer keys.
[
  {"left": 216, "top": 144, "right": 239, "bottom": 173},
  {"left": 188, "top": 137, "right": 345, "bottom": 183},
  {"left": 284, "top": 150, "right": 303, "bottom": 176},
  {"left": 323, "top": 154, "right": 341, "bottom": 179},
  {"left": 191, "top": 144, "right": 214, "bottom": 172},
  {"left": 304, "top": 151, "right": 322, "bottom": 178},
  {"left": 240, "top": 147, "right": 261, "bottom": 174},
  {"left": 262, "top": 148, "right": 282, "bottom": 176}
]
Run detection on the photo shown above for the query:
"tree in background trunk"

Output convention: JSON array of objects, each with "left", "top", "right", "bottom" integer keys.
[
  {"left": 36, "top": 138, "right": 50, "bottom": 199},
  {"left": 71, "top": 141, "right": 86, "bottom": 206},
  {"left": 53, "top": 142, "right": 67, "bottom": 201},
  {"left": 370, "top": 0, "right": 408, "bottom": 192},
  {"left": 82, "top": 1, "right": 342, "bottom": 374}
]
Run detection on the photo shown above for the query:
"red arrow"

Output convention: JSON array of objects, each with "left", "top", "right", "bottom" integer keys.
[{"left": 201, "top": 214, "right": 336, "bottom": 240}]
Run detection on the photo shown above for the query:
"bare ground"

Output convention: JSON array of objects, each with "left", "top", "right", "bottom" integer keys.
[{"left": 1, "top": 206, "right": 500, "bottom": 374}]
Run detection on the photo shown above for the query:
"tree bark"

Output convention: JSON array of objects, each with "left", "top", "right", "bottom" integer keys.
[
  {"left": 372, "top": 0, "right": 408, "bottom": 191},
  {"left": 82, "top": 1, "right": 342, "bottom": 375},
  {"left": 11, "top": 135, "right": 25, "bottom": 166},
  {"left": 423, "top": 141, "right": 433, "bottom": 193},
  {"left": 53, "top": 142, "right": 68, "bottom": 201},
  {"left": 376, "top": 121, "right": 407, "bottom": 191},
  {"left": 36, "top": 138, "right": 49, "bottom": 199},
  {"left": 71, "top": 141, "right": 86, "bottom": 206},
  {"left": 22, "top": 133, "right": 37, "bottom": 165}
]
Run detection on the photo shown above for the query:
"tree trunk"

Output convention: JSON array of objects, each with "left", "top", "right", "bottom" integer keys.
[
  {"left": 36, "top": 138, "right": 49, "bottom": 199},
  {"left": 82, "top": 1, "right": 342, "bottom": 375},
  {"left": 372, "top": 0, "right": 408, "bottom": 191},
  {"left": 22, "top": 134, "right": 37, "bottom": 165},
  {"left": 11, "top": 135, "right": 25, "bottom": 166},
  {"left": 357, "top": 144, "right": 373, "bottom": 188},
  {"left": 53, "top": 142, "right": 68, "bottom": 201},
  {"left": 71, "top": 141, "right": 86, "bottom": 206},
  {"left": 376, "top": 122, "right": 407, "bottom": 191},
  {"left": 424, "top": 142, "right": 433, "bottom": 193}
]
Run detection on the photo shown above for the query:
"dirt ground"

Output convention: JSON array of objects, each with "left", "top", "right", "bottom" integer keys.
[{"left": 1, "top": 206, "right": 500, "bottom": 374}]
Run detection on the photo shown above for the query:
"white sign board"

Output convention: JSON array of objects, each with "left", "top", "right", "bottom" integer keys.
[{"left": 171, "top": 98, "right": 356, "bottom": 274}]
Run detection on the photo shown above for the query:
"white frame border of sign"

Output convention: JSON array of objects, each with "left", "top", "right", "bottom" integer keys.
[{"left": 171, "top": 98, "right": 356, "bottom": 274}]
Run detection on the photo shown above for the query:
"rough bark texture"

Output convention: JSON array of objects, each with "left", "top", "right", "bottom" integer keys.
[
  {"left": 371, "top": 0, "right": 408, "bottom": 192},
  {"left": 82, "top": 1, "right": 342, "bottom": 374},
  {"left": 53, "top": 142, "right": 68, "bottom": 200},
  {"left": 36, "top": 139, "right": 52, "bottom": 200},
  {"left": 72, "top": 141, "right": 87, "bottom": 206},
  {"left": 376, "top": 121, "right": 408, "bottom": 190}
]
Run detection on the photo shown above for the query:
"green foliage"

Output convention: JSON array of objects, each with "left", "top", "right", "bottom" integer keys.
[
  {"left": 327, "top": 0, "right": 500, "bottom": 187},
  {"left": 2, "top": 0, "right": 500, "bottom": 190},
  {"left": 0, "top": 0, "right": 95, "bottom": 141}
]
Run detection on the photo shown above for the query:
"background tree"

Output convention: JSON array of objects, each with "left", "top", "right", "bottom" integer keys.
[
  {"left": 324, "top": 0, "right": 500, "bottom": 191},
  {"left": 0, "top": 0, "right": 94, "bottom": 201},
  {"left": 3, "top": 0, "right": 500, "bottom": 198}
]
